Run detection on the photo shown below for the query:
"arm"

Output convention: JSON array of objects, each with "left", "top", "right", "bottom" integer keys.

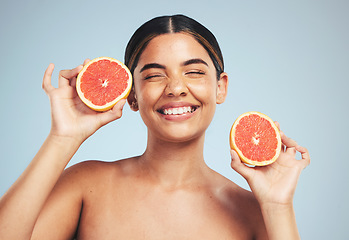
[
  {"left": 0, "top": 62, "right": 126, "bottom": 239},
  {"left": 259, "top": 202, "right": 299, "bottom": 240},
  {"left": 230, "top": 124, "right": 310, "bottom": 240},
  {"left": 0, "top": 135, "right": 81, "bottom": 239}
]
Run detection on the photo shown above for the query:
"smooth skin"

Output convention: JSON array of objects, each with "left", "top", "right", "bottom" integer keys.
[{"left": 0, "top": 33, "right": 310, "bottom": 240}]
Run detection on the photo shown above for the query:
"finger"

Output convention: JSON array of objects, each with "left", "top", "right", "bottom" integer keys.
[
  {"left": 68, "top": 59, "right": 91, "bottom": 88},
  {"left": 230, "top": 150, "right": 254, "bottom": 181},
  {"left": 97, "top": 99, "right": 127, "bottom": 127},
  {"left": 281, "top": 131, "right": 298, "bottom": 149},
  {"left": 83, "top": 58, "right": 91, "bottom": 66},
  {"left": 68, "top": 60, "right": 90, "bottom": 88},
  {"left": 58, "top": 65, "right": 83, "bottom": 88},
  {"left": 285, "top": 146, "right": 297, "bottom": 155},
  {"left": 274, "top": 121, "right": 280, "bottom": 131},
  {"left": 296, "top": 145, "right": 311, "bottom": 168},
  {"left": 42, "top": 63, "right": 55, "bottom": 94},
  {"left": 274, "top": 122, "right": 286, "bottom": 151}
]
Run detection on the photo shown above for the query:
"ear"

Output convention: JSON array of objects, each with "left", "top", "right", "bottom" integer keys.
[
  {"left": 127, "top": 86, "right": 139, "bottom": 111},
  {"left": 216, "top": 72, "right": 228, "bottom": 104}
]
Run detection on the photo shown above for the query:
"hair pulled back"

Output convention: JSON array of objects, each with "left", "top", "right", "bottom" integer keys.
[{"left": 124, "top": 14, "right": 224, "bottom": 80}]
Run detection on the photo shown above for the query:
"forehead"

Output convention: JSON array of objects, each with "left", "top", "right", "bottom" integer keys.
[{"left": 136, "top": 33, "right": 213, "bottom": 67}]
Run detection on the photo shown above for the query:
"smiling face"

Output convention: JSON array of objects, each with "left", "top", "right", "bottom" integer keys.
[{"left": 129, "top": 33, "right": 228, "bottom": 143}]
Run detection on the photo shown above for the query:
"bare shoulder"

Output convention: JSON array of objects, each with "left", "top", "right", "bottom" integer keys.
[
  {"left": 62, "top": 157, "right": 138, "bottom": 186},
  {"left": 208, "top": 170, "right": 268, "bottom": 239},
  {"left": 31, "top": 158, "right": 138, "bottom": 239}
]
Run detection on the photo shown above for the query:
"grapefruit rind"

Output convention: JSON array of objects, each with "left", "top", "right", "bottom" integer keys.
[
  {"left": 230, "top": 111, "right": 282, "bottom": 166},
  {"left": 76, "top": 57, "right": 133, "bottom": 112}
]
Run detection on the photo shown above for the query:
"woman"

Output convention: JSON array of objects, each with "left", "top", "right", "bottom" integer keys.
[{"left": 0, "top": 15, "right": 310, "bottom": 239}]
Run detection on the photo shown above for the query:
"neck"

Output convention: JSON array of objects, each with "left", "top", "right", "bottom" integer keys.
[{"left": 138, "top": 132, "right": 209, "bottom": 189}]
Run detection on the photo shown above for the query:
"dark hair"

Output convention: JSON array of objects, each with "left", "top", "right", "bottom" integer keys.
[{"left": 124, "top": 14, "right": 224, "bottom": 80}]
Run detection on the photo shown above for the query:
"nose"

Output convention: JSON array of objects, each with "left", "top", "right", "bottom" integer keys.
[{"left": 164, "top": 76, "right": 188, "bottom": 97}]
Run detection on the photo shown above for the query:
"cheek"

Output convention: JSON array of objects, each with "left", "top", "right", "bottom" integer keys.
[
  {"left": 188, "top": 80, "right": 218, "bottom": 104},
  {"left": 136, "top": 82, "right": 164, "bottom": 108}
]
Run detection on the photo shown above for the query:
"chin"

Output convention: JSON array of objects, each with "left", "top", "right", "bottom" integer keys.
[{"left": 152, "top": 128, "right": 206, "bottom": 144}]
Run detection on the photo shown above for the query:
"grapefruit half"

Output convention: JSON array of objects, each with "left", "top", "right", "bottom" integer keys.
[
  {"left": 230, "top": 111, "right": 282, "bottom": 166},
  {"left": 76, "top": 57, "right": 132, "bottom": 111}
]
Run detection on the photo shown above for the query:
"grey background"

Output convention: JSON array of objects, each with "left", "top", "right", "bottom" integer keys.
[{"left": 1, "top": 0, "right": 348, "bottom": 239}]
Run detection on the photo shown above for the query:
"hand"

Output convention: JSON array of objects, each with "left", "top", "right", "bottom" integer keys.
[
  {"left": 230, "top": 122, "right": 310, "bottom": 207},
  {"left": 42, "top": 60, "right": 126, "bottom": 142}
]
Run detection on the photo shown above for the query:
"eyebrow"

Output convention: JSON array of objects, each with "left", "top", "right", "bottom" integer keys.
[
  {"left": 182, "top": 58, "right": 208, "bottom": 67},
  {"left": 139, "top": 58, "right": 208, "bottom": 73},
  {"left": 140, "top": 63, "right": 166, "bottom": 73}
]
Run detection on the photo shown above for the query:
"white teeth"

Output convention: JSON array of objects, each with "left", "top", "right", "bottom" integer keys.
[{"left": 162, "top": 107, "right": 194, "bottom": 115}]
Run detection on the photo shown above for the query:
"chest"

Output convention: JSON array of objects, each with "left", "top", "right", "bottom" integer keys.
[{"left": 76, "top": 185, "right": 254, "bottom": 240}]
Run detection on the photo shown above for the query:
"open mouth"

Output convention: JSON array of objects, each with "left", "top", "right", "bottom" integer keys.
[{"left": 157, "top": 106, "right": 199, "bottom": 115}]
